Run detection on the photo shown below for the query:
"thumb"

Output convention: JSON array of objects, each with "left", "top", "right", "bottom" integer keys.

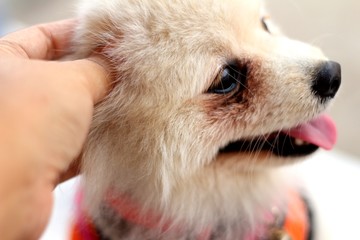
[{"left": 59, "top": 58, "right": 112, "bottom": 104}]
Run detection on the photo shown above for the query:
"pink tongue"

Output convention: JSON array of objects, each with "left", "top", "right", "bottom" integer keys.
[{"left": 284, "top": 114, "right": 337, "bottom": 150}]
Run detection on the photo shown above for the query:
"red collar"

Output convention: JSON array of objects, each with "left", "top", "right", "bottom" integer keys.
[{"left": 71, "top": 189, "right": 311, "bottom": 240}]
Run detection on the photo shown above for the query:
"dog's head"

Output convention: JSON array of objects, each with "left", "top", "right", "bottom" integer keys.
[{"left": 75, "top": 0, "right": 341, "bottom": 226}]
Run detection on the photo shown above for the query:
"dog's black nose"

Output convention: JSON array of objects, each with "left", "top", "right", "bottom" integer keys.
[{"left": 312, "top": 61, "right": 341, "bottom": 99}]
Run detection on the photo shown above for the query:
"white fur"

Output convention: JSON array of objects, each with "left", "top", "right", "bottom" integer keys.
[{"left": 71, "top": 0, "right": 336, "bottom": 238}]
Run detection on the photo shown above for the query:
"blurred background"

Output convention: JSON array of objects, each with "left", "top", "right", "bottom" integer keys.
[{"left": 1, "top": 0, "right": 359, "bottom": 157}]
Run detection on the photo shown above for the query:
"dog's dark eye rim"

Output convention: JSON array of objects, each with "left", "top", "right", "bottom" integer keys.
[
  {"left": 261, "top": 17, "right": 270, "bottom": 33},
  {"left": 207, "top": 62, "right": 246, "bottom": 94}
]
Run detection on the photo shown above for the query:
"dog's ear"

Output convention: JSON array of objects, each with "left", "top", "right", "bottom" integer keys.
[
  {"left": 71, "top": 14, "right": 124, "bottom": 88},
  {"left": 72, "top": 13, "right": 124, "bottom": 60}
]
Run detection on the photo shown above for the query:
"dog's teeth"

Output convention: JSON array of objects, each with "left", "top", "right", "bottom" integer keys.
[{"left": 294, "top": 139, "right": 305, "bottom": 146}]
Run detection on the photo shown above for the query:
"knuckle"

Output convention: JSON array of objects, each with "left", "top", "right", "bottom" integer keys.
[{"left": 0, "top": 40, "right": 30, "bottom": 58}]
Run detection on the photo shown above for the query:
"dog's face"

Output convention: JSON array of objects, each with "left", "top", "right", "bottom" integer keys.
[{"left": 76, "top": 0, "right": 340, "bottom": 224}]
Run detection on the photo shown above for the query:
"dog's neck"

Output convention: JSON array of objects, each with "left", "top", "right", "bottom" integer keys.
[{"left": 74, "top": 188, "right": 311, "bottom": 240}]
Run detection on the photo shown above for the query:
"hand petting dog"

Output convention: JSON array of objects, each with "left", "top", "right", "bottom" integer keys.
[{"left": 0, "top": 20, "right": 110, "bottom": 240}]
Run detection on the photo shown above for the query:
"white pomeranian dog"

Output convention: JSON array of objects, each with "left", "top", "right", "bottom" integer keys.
[{"left": 67, "top": 0, "right": 342, "bottom": 239}]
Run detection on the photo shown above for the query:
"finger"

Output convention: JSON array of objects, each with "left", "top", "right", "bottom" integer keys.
[
  {"left": 58, "top": 155, "right": 81, "bottom": 184},
  {"left": 60, "top": 58, "right": 112, "bottom": 104},
  {"left": 55, "top": 59, "right": 112, "bottom": 183},
  {"left": 0, "top": 56, "right": 112, "bottom": 104},
  {"left": 0, "top": 19, "right": 76, "bottom": 60}
]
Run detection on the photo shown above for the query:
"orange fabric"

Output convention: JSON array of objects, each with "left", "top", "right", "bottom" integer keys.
[
  {"left": 283, "top": 190, "right": 309, "bottom": 240},
  {"left": 107, "top": 193, "right": 174, "bottom": 232},
  {"left": 71, "top": 216, "right": 99, "bottom": 240},
  {"left": 71, "top": 190, "right": 310, "bottom": 240},
  {"left": 70, "top": 224, "right": 83, "bottom": 240}
]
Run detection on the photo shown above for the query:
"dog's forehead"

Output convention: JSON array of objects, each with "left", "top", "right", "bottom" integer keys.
[
  {"left": 88, "top": 0, "right": 263, "bottom": 34},
  {"left": 140, "top": 0, "right": 265, "bottom": 58},
  {"left": 79, "top": 0, "right": 265, "bottom": 55},
  {"left": 77, "top": 0, "right": 266, "bottom": 96},
  {"left": 146, "top": 0, "right": 264, "bottom": 94},
  {"left": 162, "top": 0, "right": 263, "bottom": 29}
]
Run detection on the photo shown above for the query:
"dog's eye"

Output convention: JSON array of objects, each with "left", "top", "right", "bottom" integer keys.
[
  {"left": 261, "top": 17, "right": 270, "bottom": 33},
  {"left": 208, "top": 63, "right": 244, "bottom": 94}
]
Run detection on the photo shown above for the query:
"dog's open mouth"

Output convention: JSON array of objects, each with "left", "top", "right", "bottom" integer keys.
[{"left": 219, "top": 114, "right": 337, "bottom": 157}]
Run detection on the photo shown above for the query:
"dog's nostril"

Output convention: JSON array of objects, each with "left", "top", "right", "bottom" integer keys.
[{"left": 312, "top": 61, "right": 341, "bottom": 99}]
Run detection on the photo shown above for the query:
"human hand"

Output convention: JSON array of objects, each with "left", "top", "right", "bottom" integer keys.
[{"left": 0, "top": 20, "right": 110, "bottom": 239}]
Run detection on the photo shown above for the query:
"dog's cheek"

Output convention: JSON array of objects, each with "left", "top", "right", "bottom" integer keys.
[{"left": 196, "top": 63, "right": 271, "bottom": 139}]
